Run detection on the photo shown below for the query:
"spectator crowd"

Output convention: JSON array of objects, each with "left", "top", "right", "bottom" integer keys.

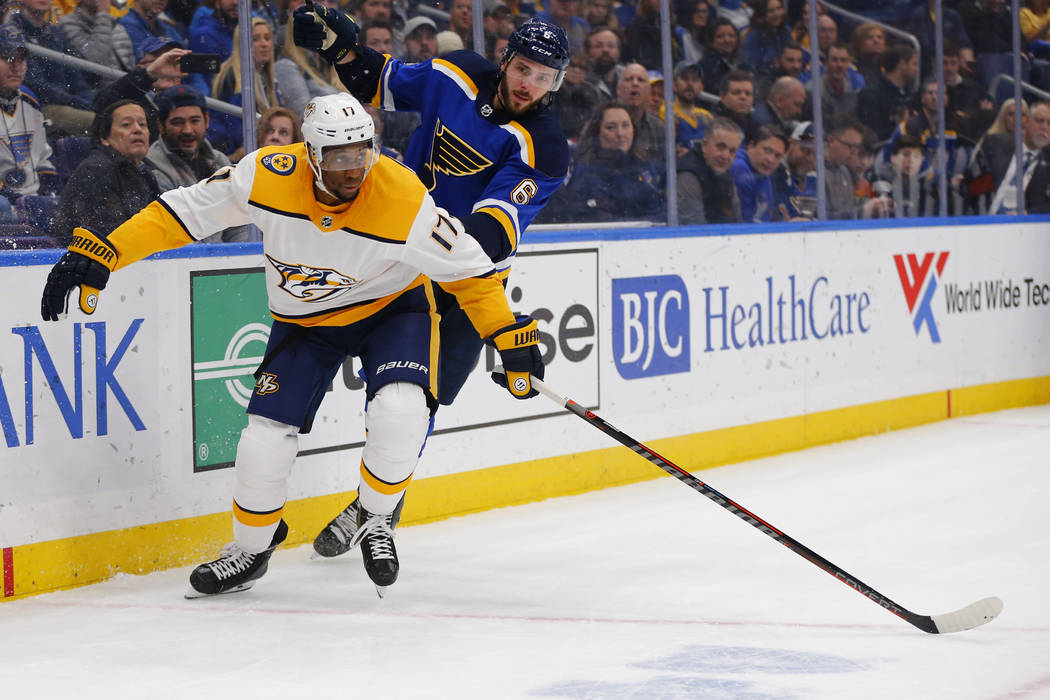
[{"left": 1, "top": 0, "right": 1048, "bottom": 249}]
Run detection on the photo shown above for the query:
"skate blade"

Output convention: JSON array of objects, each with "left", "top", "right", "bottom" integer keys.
[
  {"left": 375, "top": 584, "right": 391, "bottom": 599},
  {"left": 310, "top": 548, "right": 352, "bottom": 561},
  {"left": 183, "top": 582, "right": 255, "bottom": 599}
]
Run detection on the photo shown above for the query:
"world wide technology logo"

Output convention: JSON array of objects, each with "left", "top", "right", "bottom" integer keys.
[{"left": 893, "top": 251, "right": 950, "bottom": 343}]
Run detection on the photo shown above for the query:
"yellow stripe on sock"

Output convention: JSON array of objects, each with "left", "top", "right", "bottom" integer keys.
[
  {"left": 360, "top": 461, "right": 413, "bottom": 496},
  {"left": 232, "top": 501, "right": 284, "bottom": 527}
]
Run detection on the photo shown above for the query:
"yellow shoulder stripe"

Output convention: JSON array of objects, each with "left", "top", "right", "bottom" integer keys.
[{"left": 433, "top": 59, "right": 479, "bottom": 98}]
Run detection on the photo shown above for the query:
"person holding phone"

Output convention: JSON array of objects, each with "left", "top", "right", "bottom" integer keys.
[{"left": 91, "top": 37, "right": 210, "bottom": 142}]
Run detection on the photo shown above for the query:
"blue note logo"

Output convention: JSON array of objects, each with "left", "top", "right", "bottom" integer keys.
[{"left": 613, "top": 276, "right": 690, "bottom": 379}]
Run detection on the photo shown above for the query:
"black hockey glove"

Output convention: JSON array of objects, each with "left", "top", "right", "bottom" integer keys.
[
  {"left": 40, "top": 228, "right": 117, "bottom": 321},
  {"left": 292, "top": 1, "right": 359, "bottom": 64},
  {"left": 488, "top": 316, "right": 544, "bottom": 399}
]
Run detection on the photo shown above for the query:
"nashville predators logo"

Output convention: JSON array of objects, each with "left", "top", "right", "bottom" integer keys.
[
  {"left": 261, "top": 153, "right": 296, "bottom": 175},
  {"left": 421, "top": 120, "right": 493, "bottom": 190},
  {"left": 255, "top": 372, "right": 280, "bottom": 395},
  {"left": 266, "top": 254, "right": 358, "bottom": 301}
]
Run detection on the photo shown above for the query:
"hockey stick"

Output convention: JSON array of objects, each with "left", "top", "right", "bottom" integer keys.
[{"left": 524, "top": 374, "right": 1003, "bottom": 634}]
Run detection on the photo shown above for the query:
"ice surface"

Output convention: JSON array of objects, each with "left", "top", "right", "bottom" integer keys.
[{"left": 1, "top": 405, "right": 1048, "bottom": 699}]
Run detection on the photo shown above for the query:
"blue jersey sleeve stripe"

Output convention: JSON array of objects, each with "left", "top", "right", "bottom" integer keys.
[
  {"left": 432, "top": 59, "right": 479, "bottom": 99},
  {"left": 473, "top": 198, "right": 521, "bottom": 243},
  {"left": 500, "top": 122, "right": 535, "bottom": 168}
]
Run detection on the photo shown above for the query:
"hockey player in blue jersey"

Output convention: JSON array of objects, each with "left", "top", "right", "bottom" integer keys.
[{"left": 293, "top": 8, "right": 571, "bottom": 557}]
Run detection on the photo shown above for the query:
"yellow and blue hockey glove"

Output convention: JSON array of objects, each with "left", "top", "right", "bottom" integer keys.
[
  {"left": 40, "top": 227, "right": 116, "bottom": 321},
  {"left": 488, "top": 316, "right": 544, "bottom": 399},
  {"left": 292, "top": 1, "right": 360, "bottom": 64}
]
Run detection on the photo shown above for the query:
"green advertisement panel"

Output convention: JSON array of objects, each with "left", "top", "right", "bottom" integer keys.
[{"left": 190, "top": 268, "right": 269, "bottom": 471}]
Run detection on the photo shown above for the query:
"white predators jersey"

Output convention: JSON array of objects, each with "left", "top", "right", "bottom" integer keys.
[{"left": 105, "top": 143, "right": 514, "bottom": 333}]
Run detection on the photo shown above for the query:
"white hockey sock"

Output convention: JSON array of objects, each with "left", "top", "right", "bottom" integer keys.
[
  {"left": 358, "top": 382, "right": 430, "bottom": 515},
  {"left": 232, "top": 414, "right": 299, "bottom": 552}
]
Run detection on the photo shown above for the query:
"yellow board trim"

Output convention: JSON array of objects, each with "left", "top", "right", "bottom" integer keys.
[{"left": 4, "top": 375, "right": 1049, "bottom": 601}]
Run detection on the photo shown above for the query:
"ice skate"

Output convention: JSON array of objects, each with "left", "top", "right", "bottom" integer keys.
[
  {"left": 185, "top": 519, "right": 288, "bottom": 598},
  {"left": 312, "top": 493, "right": 404, "bottom": 559},
  {"left": 350, "top": 506, "right": 399, "bottom": 597}
]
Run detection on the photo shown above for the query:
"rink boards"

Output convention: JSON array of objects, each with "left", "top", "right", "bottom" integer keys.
[{"left": 1, "top": 216, "right": 1049, "bottom": 599}]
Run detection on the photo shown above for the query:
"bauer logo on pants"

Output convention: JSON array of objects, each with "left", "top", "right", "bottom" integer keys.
[{"left": 612, "top": 275, "right": 690, "bottom": 379}]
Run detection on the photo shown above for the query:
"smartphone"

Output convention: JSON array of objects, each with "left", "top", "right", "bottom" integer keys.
[{"left": 180, "top": 53, "right": 221, "bottom": 74}]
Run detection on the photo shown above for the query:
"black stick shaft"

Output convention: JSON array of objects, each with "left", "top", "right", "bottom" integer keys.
[{"left": 537, "top": 383, "right": 936, "bottom": 633}]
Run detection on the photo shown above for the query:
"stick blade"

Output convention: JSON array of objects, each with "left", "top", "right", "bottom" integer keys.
[{"left": 929, "top": 596, "right": 1003, "bottom": 634}]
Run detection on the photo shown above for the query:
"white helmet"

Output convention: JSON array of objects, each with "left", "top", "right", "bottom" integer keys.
[{"left": 302, "top": 93, "right": 378, "bottom": 198}]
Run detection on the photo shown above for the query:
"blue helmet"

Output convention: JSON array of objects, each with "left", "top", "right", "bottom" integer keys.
[{"left": 502, "top": 19, "right": 570, "bottom": 92}]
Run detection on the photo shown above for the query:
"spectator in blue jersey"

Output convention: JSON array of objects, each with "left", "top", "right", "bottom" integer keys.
[
  {"left": 731, "top": 124, "right": 787, "bottom": 223},
  {"left": 292, "top": 11, "right": 571, "bottom": 555},
  {"left": 189, "top": 0, "right": 238, "bottom": 62},
  {"left": 739, "top": 0, "right": 790, "bottom": 76},
  {"left": 546, "top": 102, "right": 663, "bottom": 222},
  {"left": 120, "top": 0, "right": 187, "bottom": 62},
  {"left": 7, "top": 0, "right": 96, "bottom": 136},
  {"left": 773, "top": 120, "right": 817, "bottom": 221},
  {"left": 666, "top": 61, "right": 712, "bottom": 155}
]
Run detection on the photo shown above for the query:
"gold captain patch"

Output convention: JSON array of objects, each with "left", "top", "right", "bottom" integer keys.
[{"left": 422, "top": 119, "right": 493, "bottom": 189}]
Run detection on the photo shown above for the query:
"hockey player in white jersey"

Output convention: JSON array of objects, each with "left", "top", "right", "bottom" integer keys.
[{"left": 39, "top": 93, "right": 544, "bottom": 597}]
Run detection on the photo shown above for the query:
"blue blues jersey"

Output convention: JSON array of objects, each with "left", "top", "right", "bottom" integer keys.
[
  {"left": 336, "top": 49, "right": 569, "bottom": 272},
  {"left": 773, "top": 165, "right": 818, "bottom": 220}
]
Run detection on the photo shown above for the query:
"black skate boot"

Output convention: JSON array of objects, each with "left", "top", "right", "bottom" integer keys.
[
  {"left": 186, "top": 519, "right": 288, "bottom": 598},
  {"left": 312, "top": 493, "right": 404, "bottom": 558},
  {"left": 350, "top": 506, "right": 399, "bottom": 597}
]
